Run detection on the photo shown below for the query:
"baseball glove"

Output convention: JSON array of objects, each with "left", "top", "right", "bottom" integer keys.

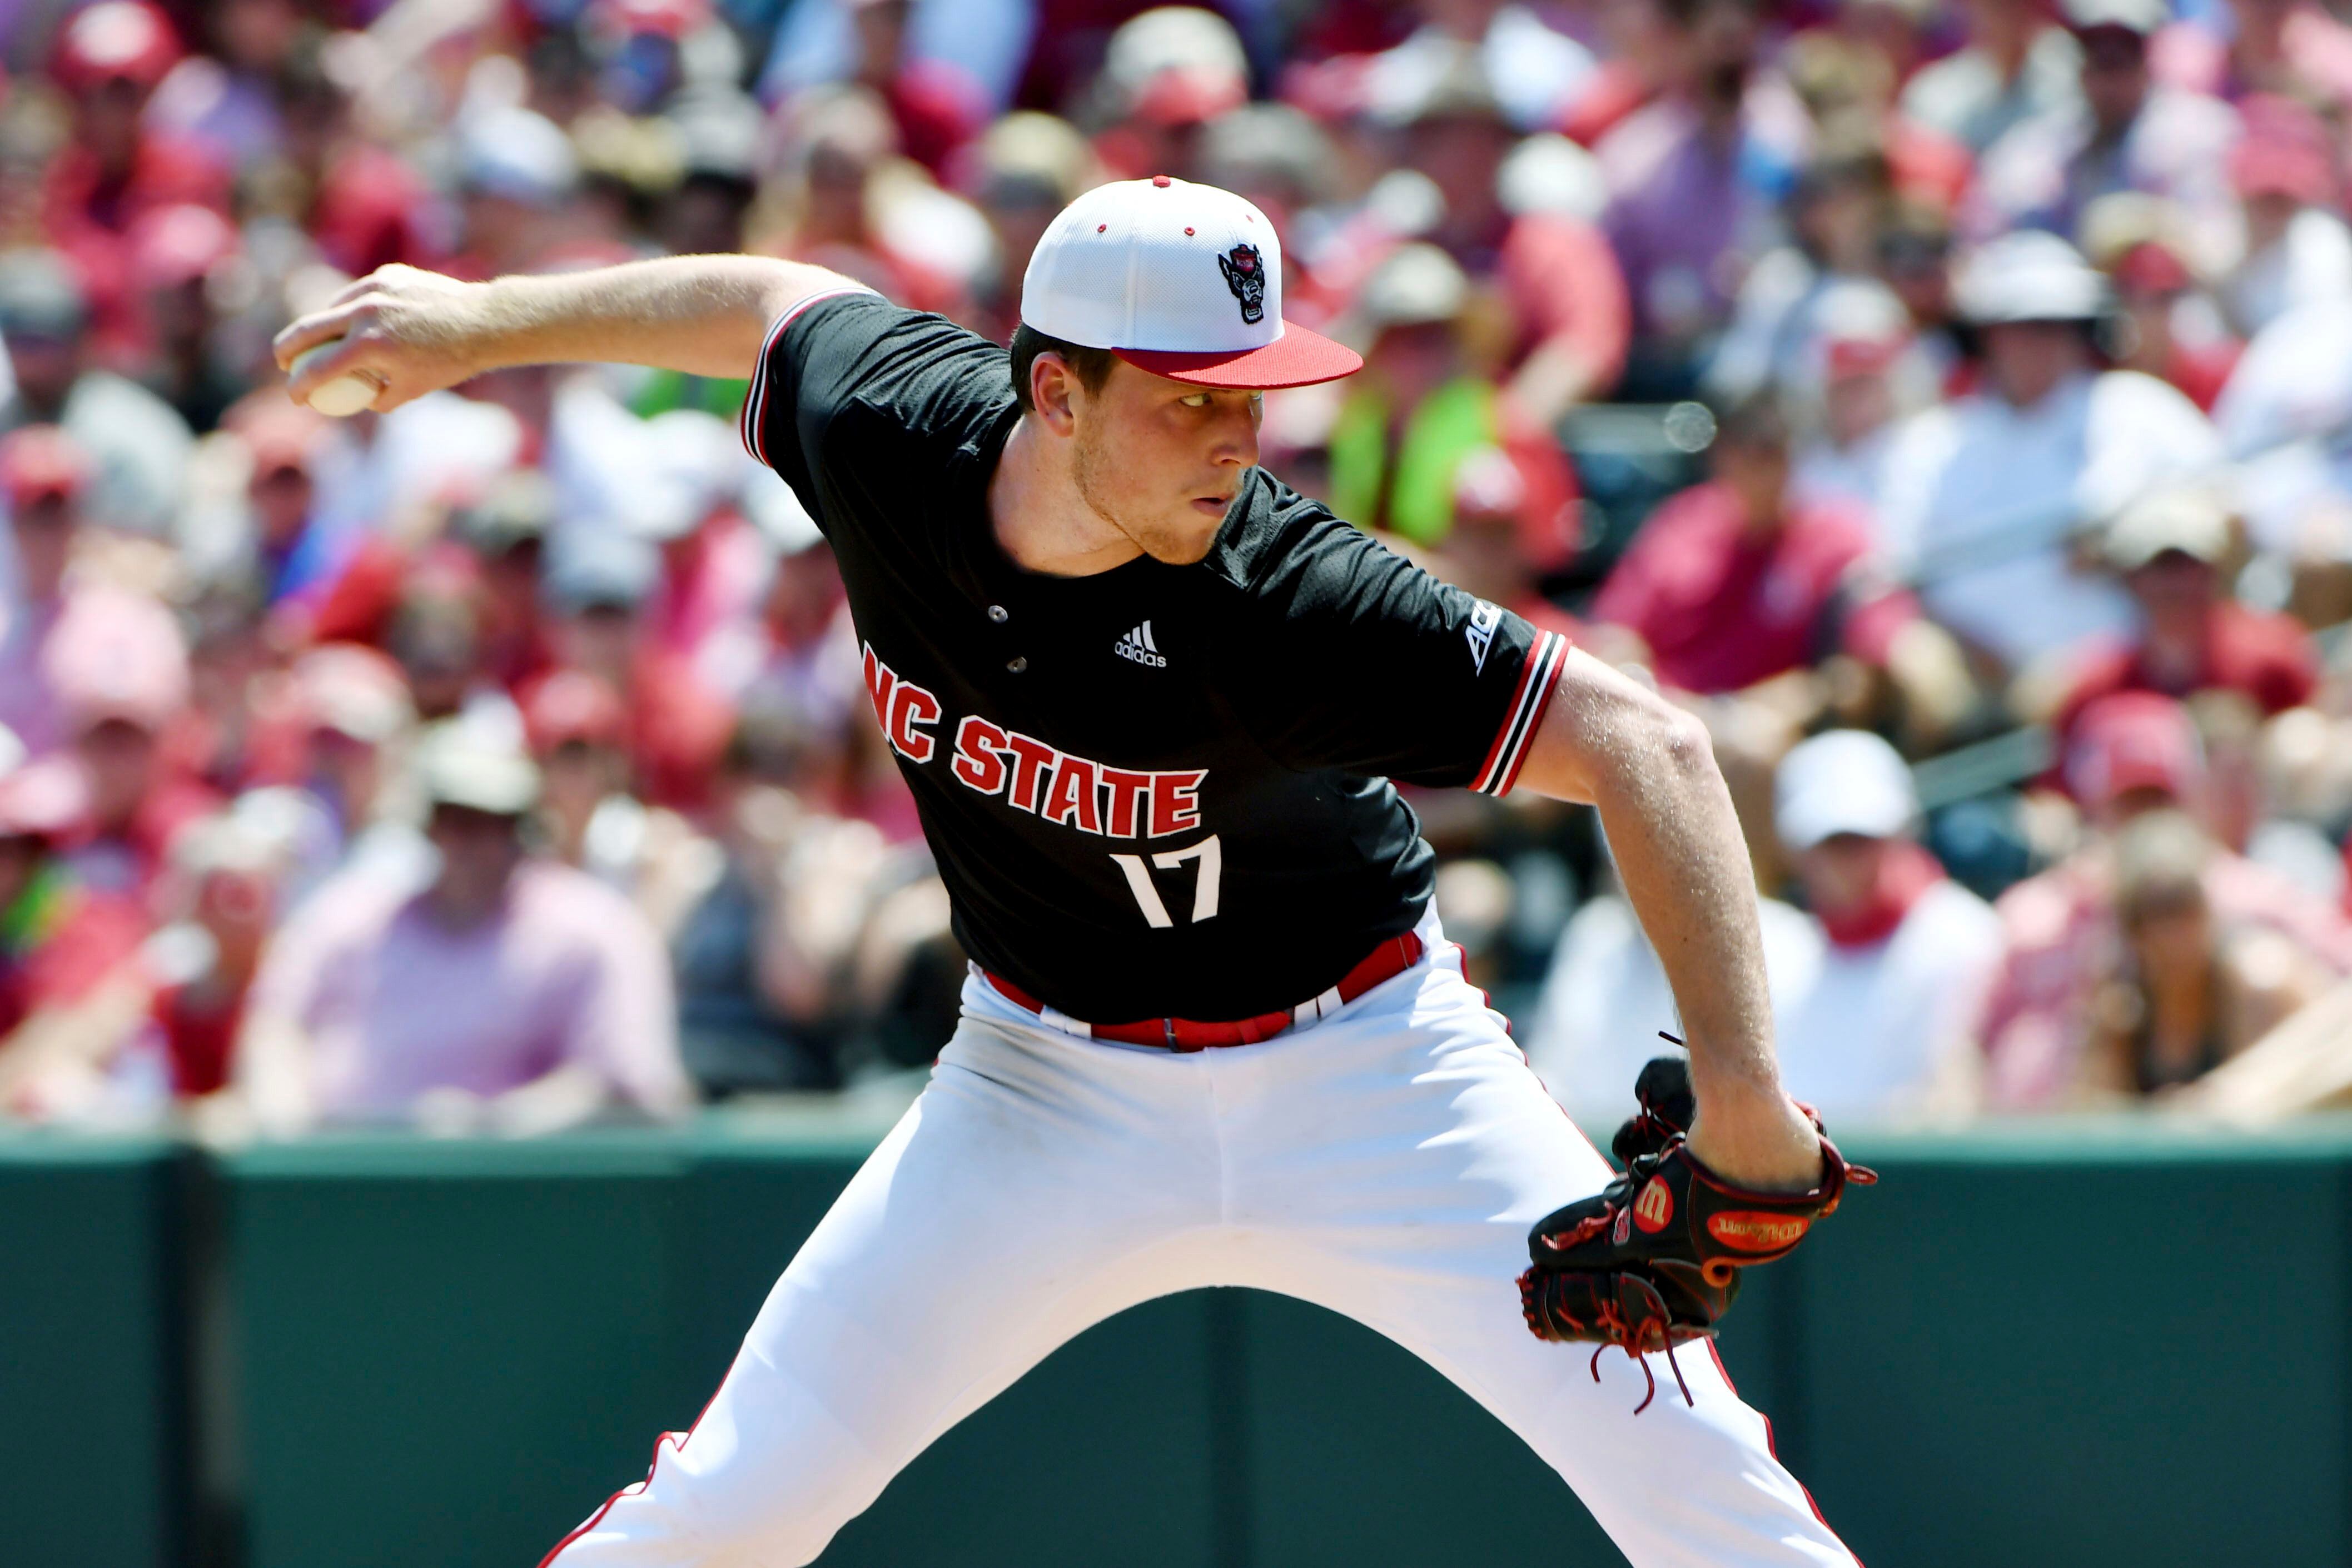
[{"left": 1517, "top": 1052, "right": 1874, "bottom": 1412}]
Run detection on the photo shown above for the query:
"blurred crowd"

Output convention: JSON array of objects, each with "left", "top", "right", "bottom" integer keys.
[{"left": 1, "top": 0, "right": 2350, "bottom": 1137}]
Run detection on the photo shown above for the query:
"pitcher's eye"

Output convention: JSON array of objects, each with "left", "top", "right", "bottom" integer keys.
[{"left": 1179, "top": 392, "right": 1210, "bottom": 408}]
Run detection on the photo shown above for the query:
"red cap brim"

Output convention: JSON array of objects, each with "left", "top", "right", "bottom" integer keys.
[{"left": 1113, "top": 320, "right": 1364, "bottom": 389}]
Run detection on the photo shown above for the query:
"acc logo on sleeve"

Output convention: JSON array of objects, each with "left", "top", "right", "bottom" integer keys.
[{"left": 1464, "top": 599, "right": 1501, "bottom": 674}]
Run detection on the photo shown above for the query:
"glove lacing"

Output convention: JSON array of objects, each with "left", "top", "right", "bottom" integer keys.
[{"left": 1590, "top": 1274, "right": 1691, "bottom": 1414}]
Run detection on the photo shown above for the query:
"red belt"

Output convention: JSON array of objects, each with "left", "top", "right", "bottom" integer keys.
[{"left": 985, "top": 931, "right": 1426, "bottom": 1052}]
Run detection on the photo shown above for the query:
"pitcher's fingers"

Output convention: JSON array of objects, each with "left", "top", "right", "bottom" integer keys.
[
  {"left": 272, "top": 301, "right": 365, "bottom": 371},
  {"left": 284, "top": 333, "right": 385, "bottom": 405},
  {"left": 326, "top": 270, "right": 392, "bottom": 308}
]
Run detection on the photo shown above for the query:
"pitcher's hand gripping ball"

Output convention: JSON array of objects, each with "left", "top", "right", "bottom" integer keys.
[
  {"left": 286, "top": 337, "right": 384, "bottom": 416},
  {"left": 1518, "top": 1054, "right": 1876, "bottom": 1411}
]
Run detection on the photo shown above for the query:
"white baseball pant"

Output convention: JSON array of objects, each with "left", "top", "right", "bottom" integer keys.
[{"left": 542, "top": 909, "right": 1857, "bottom": 1567}]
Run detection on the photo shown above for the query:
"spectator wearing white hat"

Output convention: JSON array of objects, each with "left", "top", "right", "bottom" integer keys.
[
  {"left": 452, "top": 105, "right": 584, "bottom": 278},
  {"left": 1875, "top": 230, "right": 2222, "bottom": 680},
  {"left": 1770, "top": 729, "right": 2003, "bottom": 1123},
  {"left": 235, "top": 726, "right": 689, "bottom": 1137},
  {"left": 1086, "top": 6, "right": 1252, "bottom": 185}
]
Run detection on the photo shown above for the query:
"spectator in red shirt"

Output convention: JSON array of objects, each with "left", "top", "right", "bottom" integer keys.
[
  {"left": 544, "top": 531, "right": 735, "bottom": 813},
  {"left": 845, "top": 0, "right": 989, "bottom": 176},
  {"left": 41, "top": 2, "right": 229, "bottom": 357},
  {"left": 277, "top": 39, "right": 438, "bottom": 279},
  {"left": 2092, "top": 226, "right": 2241, "bottom": 414},
  {"left": 1590, "top": 394, "right": 1916, "bottom": 696},
  {"left": 2048, "top": 487, "right": 2319, "bottom": 759},
  {"left": 1424, "top": 447, "right": 1583, "bottom": 641},
  {"left": 1977, "top": 691, "right": 2352, "bottom": 1106},
  {"left": 145, "top": 809, "right": 286, "bottom": 1099}
]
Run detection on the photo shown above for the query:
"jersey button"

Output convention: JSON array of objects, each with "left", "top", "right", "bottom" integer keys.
[
  {"left": 987, "top": 604, "right": 1008, "bottom": 623},
  {"left": 1006, "top": 656, "right": 1028, "bottom": 673}
]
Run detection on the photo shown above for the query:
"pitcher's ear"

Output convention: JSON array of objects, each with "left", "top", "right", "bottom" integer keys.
[{"left": 1030, "top": 352, "right": 1082, "bottom": 435}]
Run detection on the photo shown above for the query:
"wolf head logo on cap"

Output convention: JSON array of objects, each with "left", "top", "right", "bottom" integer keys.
[{"left": 1217, "top": 243, "right": 1265, "bottom": 325}]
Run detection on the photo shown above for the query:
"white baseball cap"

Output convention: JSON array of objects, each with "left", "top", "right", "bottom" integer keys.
[
  {"left": 2104, "top": 486, "right": 2231, "bottom": 570},
  {"left": 1956, "top": 231, "right": 2113, "bottom": 326},
  {"left": 1774, "top": 730, "right": 1920, "bottom": 851},
  {"left": 1020, "top": 175, "right": 1363, "bottom": 389}
]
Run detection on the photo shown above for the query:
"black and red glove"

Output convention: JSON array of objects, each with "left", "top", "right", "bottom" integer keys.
[{"left": 1517, "top": 1056, "right": 1874, "bottom": 1411}]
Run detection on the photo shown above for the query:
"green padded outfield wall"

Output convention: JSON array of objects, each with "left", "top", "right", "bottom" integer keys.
[
  {"left": 21, "top": 1114, "right": 2352, "bottom": 1567},
  {"left": 1804, "top": 1126, "right": 2352, "bottom": 1568},
  {"left": 223, "top": 1136, "right": 692, "bottom": 1568},
  {"left": 0, "top": 1134, "right": 188, "bottom": 1568}
]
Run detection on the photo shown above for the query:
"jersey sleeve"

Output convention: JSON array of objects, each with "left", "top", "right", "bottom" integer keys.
[
  {"left": 737, "top": 286, "right": 1003, "bottom": 525},
  {"left": 1234, "top": 504, "right": 1573, "bottom": 795}
]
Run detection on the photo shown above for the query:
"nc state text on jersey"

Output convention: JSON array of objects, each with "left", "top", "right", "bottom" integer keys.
[{"left": 864, "top": 644, "right": 1206, "bottom": 838}]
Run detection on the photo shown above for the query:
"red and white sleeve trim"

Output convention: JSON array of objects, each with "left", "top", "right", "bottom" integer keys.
[
  {"left": 1470, "top": 629, "right": 1569, "bottom": 796},
  {"left": 738, "top": 285, "right": 879, "bottom": 466}
]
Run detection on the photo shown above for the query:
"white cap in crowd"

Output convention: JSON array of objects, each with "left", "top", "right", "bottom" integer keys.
[
  {"left": 1020, "top": 176, "right": 1363, "bottom": 389},
  {"left": 1955, "top": 231, "right": 2113, "bottom": 326},
  {"left": 1776, "top": 730, "right": 1922, "bottom": 851},
  {"left": 420, "top": 725, "right": 543, "bottom": 818},
  {"left": 2104, "top": 486, "right": 2232, "bottom": 571}
]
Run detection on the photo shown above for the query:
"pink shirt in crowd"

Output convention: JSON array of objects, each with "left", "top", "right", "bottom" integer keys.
[
  {"left": 1977, "top": 848, "right": 2352, "bottom": 1108},
  {"left": 249, "top": 860, "right": 688, "bottom": 1120},
  {"left": 1590, "top": 481, "right": 1912, "bottom": 694}
]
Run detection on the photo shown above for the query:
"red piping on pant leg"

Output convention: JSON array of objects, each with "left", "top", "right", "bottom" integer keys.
[
  {"left": 1466, "top": 939, "right": 1603, "bottom": 1163},
  {"left": 1448, "top": 942, "right": 1512, "bottom": 1036},
  {"left": 537, "top": 1354, "right": 742, "bottom": 1566},
  {"left": 1707, "top": 1345, "right": 1865, "bottom": 1567}
]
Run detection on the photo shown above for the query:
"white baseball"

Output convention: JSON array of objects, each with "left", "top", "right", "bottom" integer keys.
[{"left": 287, "top": 339, "right": 385, "bottom": 417}]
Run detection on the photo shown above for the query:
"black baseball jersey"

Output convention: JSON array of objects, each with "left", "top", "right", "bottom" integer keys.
[{"left": 741, "top": 288, "right": 1571, "bottom": 1023}]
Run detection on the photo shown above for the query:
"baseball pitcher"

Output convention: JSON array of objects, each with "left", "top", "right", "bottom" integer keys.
[{"left": 279, "top": 176, "right": 1869, "bottom": 1567}]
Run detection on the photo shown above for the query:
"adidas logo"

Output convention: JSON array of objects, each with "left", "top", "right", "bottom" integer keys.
[{"left": 1114, "top": 620, "right": 1167, "bottom": 668}]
